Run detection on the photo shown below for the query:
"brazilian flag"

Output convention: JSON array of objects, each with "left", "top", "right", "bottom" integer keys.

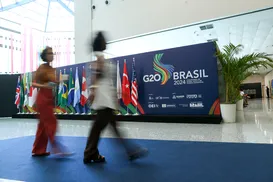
[{"left": 61, "top": 82, "right": 68, "bottom": 107}]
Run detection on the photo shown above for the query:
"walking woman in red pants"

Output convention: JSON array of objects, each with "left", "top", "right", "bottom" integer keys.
[{"left": 31, "top": 46, "right": 72, "bottom": 157}]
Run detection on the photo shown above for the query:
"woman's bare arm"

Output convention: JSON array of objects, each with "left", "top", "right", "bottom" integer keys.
[{"left": 32, "top": 82, "right": 52, "bottom": 88}]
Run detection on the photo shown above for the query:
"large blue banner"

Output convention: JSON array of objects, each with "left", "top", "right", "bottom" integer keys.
[
  {"left": 28, "top": 42, "right": 220, "bottom": 116},
  {"left": 113, "top": 42, "right": 220, "bottom": 115}
]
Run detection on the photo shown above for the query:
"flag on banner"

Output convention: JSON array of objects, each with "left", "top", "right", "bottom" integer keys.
[
  {"left": 68, "top": 68, "right": 75, "bottom": 106},
  {"left": 28, "top": 86, "right": 37, "bottom": 108},
  {"left": 19, "top": 74, "right": 24, "bottom": 108},
  {"left": 122, "top": 60, "right": 131, "bottom": 106},
  {"left": 131, "top": 59, "right": 138, "bottom": 107},
  {"left": 61, "top": 70, "right": 68, "bottom": 107},
  {"left": 57, "top": 70, "right": 63, "bottom": 106},
  {"left": 15, "top": 76, "right": 20, "bottom": 108},
  {"left": 23, "top": 73, "right": 30, "bottom": 107},
  {"left": 80, "top": 67, "right": 88, "bottom": 106},
  {"left": 74, "top": 67, "right": 81, "bottom": 107},
  {"left": 117, "top": 61, "right": 122, "bottom": 99},
  {"left": 28, "top": 72, "right": 36, "bottom": 107}
]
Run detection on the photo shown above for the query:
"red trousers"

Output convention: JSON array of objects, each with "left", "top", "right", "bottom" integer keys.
[{"left": 32, "top": 88, "right": 57, "bottom": 154}]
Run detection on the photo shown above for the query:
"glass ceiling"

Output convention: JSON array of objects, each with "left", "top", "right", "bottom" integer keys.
[{"left": 0, "top": 0, "right": 74, "bottom": 32}]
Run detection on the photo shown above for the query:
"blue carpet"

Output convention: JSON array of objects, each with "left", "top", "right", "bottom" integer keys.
[{"left": 0, "top": 136, "right": 273, "bottom": 182}]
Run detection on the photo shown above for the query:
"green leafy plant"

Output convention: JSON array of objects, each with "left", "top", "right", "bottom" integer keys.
[{"left": 216, "top": 43, "right": 273, "bottom": 104}]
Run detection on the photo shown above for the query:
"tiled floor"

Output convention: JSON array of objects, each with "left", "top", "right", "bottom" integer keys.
[{"left": 1, "top": 99, "right": 273, "bottom": 144}]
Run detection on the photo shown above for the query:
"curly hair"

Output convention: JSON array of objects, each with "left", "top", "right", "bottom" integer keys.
[{"left": 40, "top": 46, "right": 52, "bottom": 62}]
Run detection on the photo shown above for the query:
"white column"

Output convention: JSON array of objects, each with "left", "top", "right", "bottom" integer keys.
[{"left": 74, "top": 0, "right": 93, "bottom": 64}]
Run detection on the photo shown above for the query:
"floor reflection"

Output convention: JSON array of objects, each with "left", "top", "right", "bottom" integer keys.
[{"left": 1, "top": 99, "right": 273, "bottom": 144}]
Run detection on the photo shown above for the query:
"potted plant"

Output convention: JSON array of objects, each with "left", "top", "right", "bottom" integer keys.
[
  {"left": 216, "top": 43, "right": 273, "bottom": 123},
  {"left": 236, "top": 95, "right": 244, "bottom": 111}
]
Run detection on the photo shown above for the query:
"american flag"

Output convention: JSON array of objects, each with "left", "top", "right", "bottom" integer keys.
[
  {"left": 15, "top": 76, "right": 21, "bottom": 108},
  {"left": 131, "top": 59, "right": 138, "bottom": 107}
]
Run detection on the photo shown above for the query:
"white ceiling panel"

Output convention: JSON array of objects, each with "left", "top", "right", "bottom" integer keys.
[
  {"left": 0, "top": 0, "right": 15, "bottom": 7},
  {"left": 35, "top": 0, "right": 49, "bottom": 8},
  {"left": 0, "top": 0, "right": 74, "bottom": 31},
  {"left": 68, "top": 3, "right": 74, "bottom": 10},
  {"left": 0, "top": 1, "right": 273, "bottom": 74},
  {"left": 23, "top": 2, "right": 47, "bottom": 16},
  {"left": 106, "top": 8, "right": 273, "bottom": 74}
]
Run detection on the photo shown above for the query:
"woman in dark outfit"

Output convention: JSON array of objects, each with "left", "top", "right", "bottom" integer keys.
[{"left": 83, "top": 32, "right": 148, "bottom": 164}]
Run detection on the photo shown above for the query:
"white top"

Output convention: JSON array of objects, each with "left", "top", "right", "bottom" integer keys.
[
  {"left": 240, "top": 91, "right": 244, "bottom": 96},
  {"left": 91, "top": 60, "right": 118, "bottom": 110}
]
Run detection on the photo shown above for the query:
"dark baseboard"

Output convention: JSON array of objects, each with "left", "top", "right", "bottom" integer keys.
[{"left": 12, "top": 114, "right": 222, "bottom": 124}]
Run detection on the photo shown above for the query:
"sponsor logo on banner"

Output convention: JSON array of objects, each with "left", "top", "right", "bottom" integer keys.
[
  {"left": 186, "top": 94, "right": 202, "bottom": 99},
  {"left": 162, "top": 104, "right": 176, "bottom": 108},
  {"left": 148, "top": 104, "right": 159, "bottom": 108},
  {"left": 179, "top": 104, "right": 188, "bottom": 107},
  {"left": 189, "top": 102, "right": 204, "bottom": 108},
  {"left": 173, "top": 95, "right": 185, "bottom": 99},
  {"left": 143, "top": 53, "right": 209, "bottom": 86},
  {"left": 155, "top": 96, "right": 169, "bottom": 100},
  {"left": 186, "top": 94, "right": 198, "bottom": 99}
]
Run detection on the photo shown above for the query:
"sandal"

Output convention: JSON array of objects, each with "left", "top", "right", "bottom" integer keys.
[
  {"left": 93, "top": 154, "right": 106, "bottom": 163},
  {"left": 128, "top": 148, "right": 148, "bottom": 161},
  {"left": 83, "top": 154, "right": 106, "bottom": 164}
]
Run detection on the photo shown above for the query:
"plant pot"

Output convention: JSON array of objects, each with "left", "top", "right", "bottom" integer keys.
[
  {"left": 236, "top": 111, "right": 245, "bottom": 122},
  {"left": 236, "top": 99, "right": 244, "bottom": 111},
  {"left": 220, "top": 104, "right": 236, "bottom": 123}
]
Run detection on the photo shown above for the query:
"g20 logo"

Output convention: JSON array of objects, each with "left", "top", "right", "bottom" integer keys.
[
  {"left": 143, "top": 54, "right": 174, "bottom": 84},
  {"left": 143, "top": 74, "right": 161, "bottom": 83}
]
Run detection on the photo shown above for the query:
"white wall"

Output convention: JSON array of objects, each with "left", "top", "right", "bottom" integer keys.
[
  {"left": 243, "top": 75, "right": 265, "bottom": 97},
  {"left": 243, "top": 75, "right": 265, "bottom": 85},
  {"left": 265, "top": 70, "right": 273, "bottom": 97},
  {"left": 74, "top": 0, "right": 92, "bottom": 64},
  {"left": 265, "top": 70, "right": 273, "bottom": 87},
  {"left": 92, "top": 0, "right": 273, "bottom": 41},
  {"left": 75, "top": 0, "right": 273, "bottom": 63}
]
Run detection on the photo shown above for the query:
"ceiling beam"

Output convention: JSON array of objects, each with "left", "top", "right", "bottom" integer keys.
[
  {"left": 0, "top": 0, "right": 35, "bottom": 12},
  {"left": 56, "top": 0, "right": 74, "bottom": 16},
  {"left": 44, "top": 0, "right": 51, "bottom": 32}
]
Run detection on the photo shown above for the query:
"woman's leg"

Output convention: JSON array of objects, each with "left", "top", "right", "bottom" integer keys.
[
  {"left": 109, "top": 111, "right": 132, "bottom": 151},
  {"left": 46, "top": 112, "right": 59, "bottom": 153},
  {"left": 39, "top": 99, "right": 62, "bottom": 154},
  {"left": 32, "top": 94, "right": 50, "bottom": 156},
  {"left": 108, "top": 109, "right": 148, "bottom": 160},
  {"left": 32, "top": 121, "right": 49, "bottom": 155},
  {"left": 46, "top": 115, "right": 72, "bottom": 155},
  {"left": 84, "top": 109, "right": 109, "bottom": 163}
]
